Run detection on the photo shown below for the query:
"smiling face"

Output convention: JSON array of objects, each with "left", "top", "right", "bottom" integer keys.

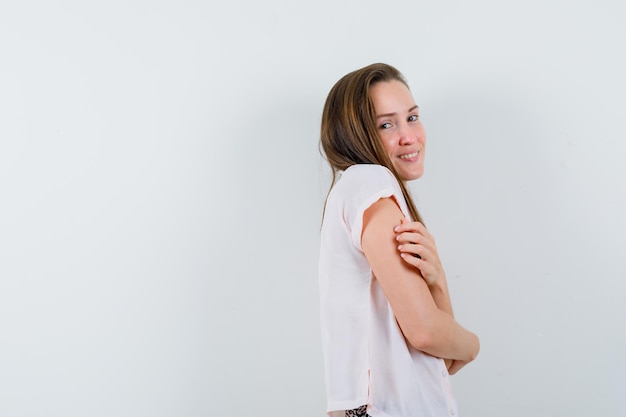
[{"left": 370, "top": 80, "right": 426, "bottom": 181}]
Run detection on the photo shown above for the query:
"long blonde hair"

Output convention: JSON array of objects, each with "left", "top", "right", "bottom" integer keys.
[{"left": 320, "top": 63, "right": 423, "bottom": 224}]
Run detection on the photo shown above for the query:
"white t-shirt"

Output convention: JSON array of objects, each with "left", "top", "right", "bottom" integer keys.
[{"left": 319, "top": 164, "right": 458, "bottom": 417}]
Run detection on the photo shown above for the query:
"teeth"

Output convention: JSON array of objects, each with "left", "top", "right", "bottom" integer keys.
[{"left": 400, "top": 152, "right": 418, "bottom": 159}]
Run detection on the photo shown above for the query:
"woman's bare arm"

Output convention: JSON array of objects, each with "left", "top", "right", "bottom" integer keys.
[
  {"left": 361, "top": 197, "right": 479, "bottom": 362},
  {"left": 394, "top": 219, "right": 454, "bottom": 317}
]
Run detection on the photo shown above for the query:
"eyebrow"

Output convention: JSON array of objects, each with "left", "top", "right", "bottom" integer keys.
[{"left": 376, "top": 105, "right": 419, "bottom": 119}]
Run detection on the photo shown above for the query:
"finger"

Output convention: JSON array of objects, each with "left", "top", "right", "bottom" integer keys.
[
  {"left": 395, "top": 232, "right": 422, "bottom": 244},
  {"left": 397, "top": 243, "right": 424, "bottom": 258},
  {"left": 399, "top": 252, "right": 422, "bottom": 269},
  {"left": 399, "top": 245, "right": 441, "bottom": 277},
  {"left": 447, "top": 360, "right": 468, "bottom": 375},
  {"left": 400, "top": 254, "right": 437, "bottom": 285},
  {"left": 409, "top": 223, "right": 432, "bottom": 240},
  {"left": 399, "top": 244, "right": 435, "bottom": 267},
  {"left": 397, "top": 236, "right": 437, "bottom": 257},
  {"left": 395, "top": 226, "right": 433, "bottom": 240},
  {"left": 394, "top": 221, "right": 425, "bottom": 233},
  {"left": 393, "top": 221, "right": 426, "bottom": 234}
]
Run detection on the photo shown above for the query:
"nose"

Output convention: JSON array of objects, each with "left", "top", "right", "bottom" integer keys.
[{"left": 398, "top": 123, "right": 416, "bottom": 145}]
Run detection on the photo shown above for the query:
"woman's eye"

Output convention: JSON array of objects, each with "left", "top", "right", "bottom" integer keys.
[
  {"left": 408, "top": 114, "right": 419, "bottom": 122},
  {"left": 380, "top": 122, "right": 392, "bottom": 129}
]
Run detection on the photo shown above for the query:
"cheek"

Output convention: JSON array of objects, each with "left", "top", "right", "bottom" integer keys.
[
  {"left": 418, "top": 126, "right": 427, "bottom": 143},
  {"left": 380, "top": 138, "right": 396, "bottom": 155}
]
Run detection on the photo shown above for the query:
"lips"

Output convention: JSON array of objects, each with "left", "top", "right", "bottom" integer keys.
[{"left": 399, "top": 151, "right": 419, "bottom": 160}]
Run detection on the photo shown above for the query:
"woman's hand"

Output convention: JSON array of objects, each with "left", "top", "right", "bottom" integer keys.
[
  {"left": 447, "top": 359, "right": 470, "bottom": 375},
  {"left": 394, "top": 218, "right": 479, "bottom": 372},
  {"left": 394, "top": 219, "right": 446, "bottom": 287}
]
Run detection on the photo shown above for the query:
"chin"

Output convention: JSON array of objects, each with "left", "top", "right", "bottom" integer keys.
[{"left": 401, "top": 170, "right": 424, "bottom": 181}]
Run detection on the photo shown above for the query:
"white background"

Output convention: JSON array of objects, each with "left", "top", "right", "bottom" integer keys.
[{"left": 1, "top": 1, "right": 625, "bottom": 416}]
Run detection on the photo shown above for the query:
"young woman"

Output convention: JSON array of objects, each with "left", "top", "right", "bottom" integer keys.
[{"left": 318, "top": 63, "right": 480, "bottom": 417}]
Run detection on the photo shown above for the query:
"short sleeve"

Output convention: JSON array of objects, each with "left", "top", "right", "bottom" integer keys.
[{"left": 337, "top": 165, "right": 410, "bottom": 251}]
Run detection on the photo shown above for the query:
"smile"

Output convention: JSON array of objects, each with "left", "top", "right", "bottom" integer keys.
[{"left": 399, "top": 151, "right": 419, "bottom": 160}]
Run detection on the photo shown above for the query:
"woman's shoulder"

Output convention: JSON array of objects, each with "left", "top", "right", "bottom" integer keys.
[
  {"left": 330, "top": 164, "right": 400, "bottom": 202},
  {"left": 325, "top": 164, "right": 409, "bottom": 239},
  {"left": 341, "top": 164, "right": 395, "bottom": 183}
]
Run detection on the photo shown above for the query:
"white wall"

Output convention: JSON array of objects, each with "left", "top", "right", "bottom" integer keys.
[{"left": 1, "top": 1, "right": 624, "bottom": 416}]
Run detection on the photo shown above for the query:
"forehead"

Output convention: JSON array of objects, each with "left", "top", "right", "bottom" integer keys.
[{"left": 369, "top": 80, "right": 415, "bottom": 112}]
